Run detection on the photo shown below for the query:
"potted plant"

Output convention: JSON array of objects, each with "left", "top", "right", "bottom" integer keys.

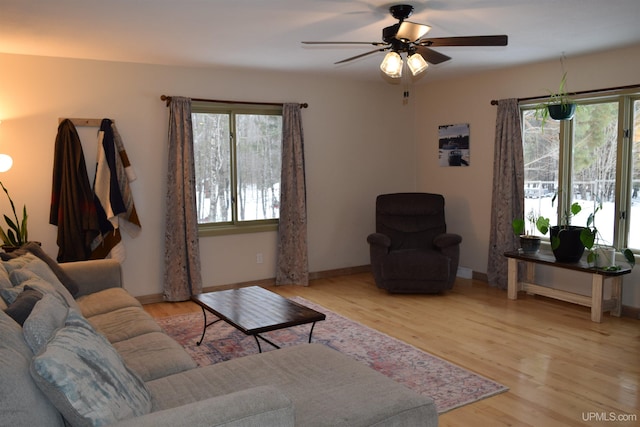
[
  {"left": 0, "top": 181, "right": 28, "bottom": 251},
  {"left": 535, "top": 68, "right": 577, "bottom": 128},
  {"left": 579, "top": 201, "right": 635, "bottom": 271},
  {"left": 512, "top": 209, "right": 550, "bottom": 254},
  {"left": 549, "top": 201, "right": 586, "bottom": 262}
]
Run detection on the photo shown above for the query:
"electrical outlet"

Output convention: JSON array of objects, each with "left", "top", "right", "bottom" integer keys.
[{"left": 256, "top": 253, "right": 263, "bottom": 264}]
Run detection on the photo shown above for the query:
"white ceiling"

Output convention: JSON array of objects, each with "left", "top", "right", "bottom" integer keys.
[{"left": 2, "top": 0, "right": 640, "bottom": 83}]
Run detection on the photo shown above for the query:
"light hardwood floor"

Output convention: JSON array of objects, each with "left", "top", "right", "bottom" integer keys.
[{"left": 144, "top": 273, "right": 640, "bottom": 427}]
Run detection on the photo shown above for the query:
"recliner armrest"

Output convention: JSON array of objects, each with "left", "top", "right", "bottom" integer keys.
[
  {"left": 367, "top": 232, "right": 391, "bottom": 248},
  {"left": 433, "top": 233, "right": 462, "bottom": 249}
]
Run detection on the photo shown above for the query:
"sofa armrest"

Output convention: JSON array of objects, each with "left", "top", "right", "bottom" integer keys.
[
  {"left": 110, "top": 386, "right": 294, "bottom": 427},
  {"left": 58, "top": 259, "right": 123, "bottom": 297}
]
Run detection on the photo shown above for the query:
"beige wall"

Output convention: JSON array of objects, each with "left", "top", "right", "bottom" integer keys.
[
  {"left": 1, "top": 44, "right": 639, "bottom": 309},
  {"left": 414, "top": 44, "right": 640, "bottom": 308},
  {"left": 0, "top": 53, "right": 416, "bottom": 297}
]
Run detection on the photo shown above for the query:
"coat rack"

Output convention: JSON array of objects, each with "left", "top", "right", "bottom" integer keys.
[{"left": 58, "top": 118, "right": 114, "bottom": 127}]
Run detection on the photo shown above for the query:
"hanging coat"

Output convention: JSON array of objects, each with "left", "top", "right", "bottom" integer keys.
[
  {"left": 90, "top": 119, "right": 141, "bottom": 261},
  {"left": 50, "top": 119, "right": 99, "bottom": 262}
]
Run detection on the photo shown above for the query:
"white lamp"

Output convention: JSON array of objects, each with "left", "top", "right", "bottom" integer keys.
[
  {"left": 407, "top": 53, "right": 428, "bottom": 76},
  {"left": 0, "top": 154, "right": 12, "bottom": 173},
  {"left": 0, "top": 121, "right": 11, "bottom": 172},
  {"left": 380, "top": 51, "right": 403, "bottom": 78}
]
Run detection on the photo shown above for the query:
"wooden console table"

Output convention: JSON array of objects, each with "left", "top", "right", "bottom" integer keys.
[{"left": 504, "top": 250, "right": 632, "bottom": 322}]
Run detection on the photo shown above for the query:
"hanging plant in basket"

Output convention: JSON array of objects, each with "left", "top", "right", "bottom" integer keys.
[{"left": 535, "top": 70, "right": 577, "bottom": 127}]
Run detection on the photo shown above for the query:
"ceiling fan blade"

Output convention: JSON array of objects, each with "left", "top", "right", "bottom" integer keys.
[
  {"left": 418, "top": 35, "right": 508, "bottom": 47},
  {"left": 415, "top": 46, "right": 451, "bottom": 65},
  {"left": 334, "top": 48, "right": 388, "bottom": 64},
  {"left": 302, "top": 41, "right": 387, "bottom": 46}
]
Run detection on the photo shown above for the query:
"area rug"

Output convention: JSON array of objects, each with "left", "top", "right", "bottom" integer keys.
[{"left": 156, "top": 296, "right": 508, "bottom": 413}]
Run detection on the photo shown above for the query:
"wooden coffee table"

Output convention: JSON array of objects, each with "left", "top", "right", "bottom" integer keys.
[{"left": 191, "top": 286, "right": 326, "bottom": 352}]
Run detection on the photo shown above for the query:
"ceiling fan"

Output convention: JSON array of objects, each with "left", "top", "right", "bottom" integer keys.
[{"left": 302, "top": 4, "right": 508, "bottom": 78}]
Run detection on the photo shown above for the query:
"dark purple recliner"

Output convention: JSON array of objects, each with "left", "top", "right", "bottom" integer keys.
[{"left": 367, "top": 193, "right": 462, "bottom": 294}]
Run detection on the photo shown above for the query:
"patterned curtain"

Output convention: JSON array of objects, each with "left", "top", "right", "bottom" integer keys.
[
  {"left": 487, "top": 99, "right": 524, "bottom": 289},
  {"left": 163, "top": 97, "right": 203, "bottom": 300},
  {"left": 276, "top": 104, "right": 309, "bottom": 286}
]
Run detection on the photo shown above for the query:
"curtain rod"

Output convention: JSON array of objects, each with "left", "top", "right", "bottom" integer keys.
[
  {"left": 160, "top": 95, "right": 308, "bottom": 109},
  {"left": 490, "top": 83, "right": 640, "bottom": 105}
]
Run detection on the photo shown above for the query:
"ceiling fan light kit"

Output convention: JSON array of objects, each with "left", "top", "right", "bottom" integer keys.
[
  {"left": 396, "top": 21, "right": 431, "bottom": 43},
  {"left": 380, "top": 51, "right": 403, "bottom": 78},
  {"left": 302, "top": 4, "right": 508, "bottom": 81},
  {"left": 407, "top": 53, "right": 428, "bottom": 76}
]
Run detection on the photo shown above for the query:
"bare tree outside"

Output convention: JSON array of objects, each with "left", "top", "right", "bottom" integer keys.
[
  {"left": 236, "top": 114, "right": 282, "bottom": 221},
  {"left": 193, "top": 112, "right": 231, "bottom": 223},
  {"left": 192, "top": 110, "right": 282, "bottom": 225},
  {"left": 522, "top": 98, "right": 640, "bottom": 250}
]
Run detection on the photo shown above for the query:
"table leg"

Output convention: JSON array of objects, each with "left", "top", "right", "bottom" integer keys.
[
  {"left": 610, "top": 276, "right": 622, "bottom": 317},
  {"left": 308, "top": 321, "right": 317, "bottom": 343},
  {"left": 591, "top": 275, "right": 604, "bottom": 323},
  {"left": 253, "top": 322, "right": 319, "bottom": 353},
  {"left": 196, "top": 307, "right": 223, "bottom": 346},
  {"left": 507, "top": 258, "right": 518, "bottom": 300}
]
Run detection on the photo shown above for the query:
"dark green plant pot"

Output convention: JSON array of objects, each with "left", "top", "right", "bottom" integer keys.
[
  {"left": 550, "top": 226, "right": 585, "bottom": 262},
  {"left": 548, "top": 103, "right": 576, "bottom": 120},
  {"left": 519, "top": 235, "right": 541, "bottom": 254}
]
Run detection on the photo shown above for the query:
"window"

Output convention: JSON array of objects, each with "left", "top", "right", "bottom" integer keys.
[
  {"left": 521, "top": 90, "right": 640, "bottom": 252},
  {"left": 192, "top": 102, "right": 283, "bottom": 234}
]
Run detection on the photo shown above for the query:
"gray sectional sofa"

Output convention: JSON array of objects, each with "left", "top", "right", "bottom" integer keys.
[{"left": 0, "top": 246, "right": 438, "bottom": 427}]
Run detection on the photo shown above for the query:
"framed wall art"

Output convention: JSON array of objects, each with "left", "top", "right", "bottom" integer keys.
[{"left": 438, "top": 123, "right": 470, "bottom": 167}]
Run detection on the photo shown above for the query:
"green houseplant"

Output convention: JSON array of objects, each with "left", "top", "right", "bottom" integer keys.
[
  {"left": 549, "top": 200, "right": 587, "bottom": 262},
  {"left": 579, "top": 201, "right": 635, "bottom": 271},
  {"left": 512, "top": 209, "right": 550, "bottom": 254},
  {"left": 534, "top": 63, "right": 577, "bottom": 128},
  {"left": 0, "top": 181, "right": 28, "bottom": 249}
]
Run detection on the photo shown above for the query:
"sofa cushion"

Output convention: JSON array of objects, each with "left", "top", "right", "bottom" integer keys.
[
  {"left": 86, "top": 306, "right": 162, "bottom": 343},
  {"left": 113, "top": 331, "right": 197, "bottom": 381},
  {"left": 23, "top": 293, "right": 69, "bottom": 354},
  {"left": 30, "top": 308, "right": 152, "bottom": 427},
  {"left": 146, "top": 343, "right": 437, "bottom": 427},
  {"left": 0, "top": 308, "right": 64, "bottom": 427},
  {"left": 77, "top": 287, "right": 142, "bottom": 318},
  {"left": 1, "top": 242, "right": 80, "bottom": 296},
  {"left": 4, "top": 286, "right": 43, "bottom": 326}
]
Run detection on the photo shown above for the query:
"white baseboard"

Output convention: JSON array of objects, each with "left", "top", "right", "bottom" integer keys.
[{"left": 456, "top": 266, "right": 473, "bottom": 279}]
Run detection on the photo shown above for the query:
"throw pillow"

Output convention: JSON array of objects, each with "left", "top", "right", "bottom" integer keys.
[
  {"left": 1, "top": 275, "right": 60, "bottom": 306},
  {"left": 4, "top": 286, "right": 43, "bottom": 326},
  {"left": 0, "top": 262, "right": 11, "bottom": 290},
  {"left": 30, "top": 310, "right": 152, "bottom": 427},
  {"left": 0, "top": 242, "right": 80, "bottom": 296},
  {"left": 23, "top": 293, "right": 68, "bottom": 354},
  {"left": 7, "top": 267, "right": 80, "bottom": 311},
  {"left": 0, "top": 309, "right": 64, "bottom": 427}
]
